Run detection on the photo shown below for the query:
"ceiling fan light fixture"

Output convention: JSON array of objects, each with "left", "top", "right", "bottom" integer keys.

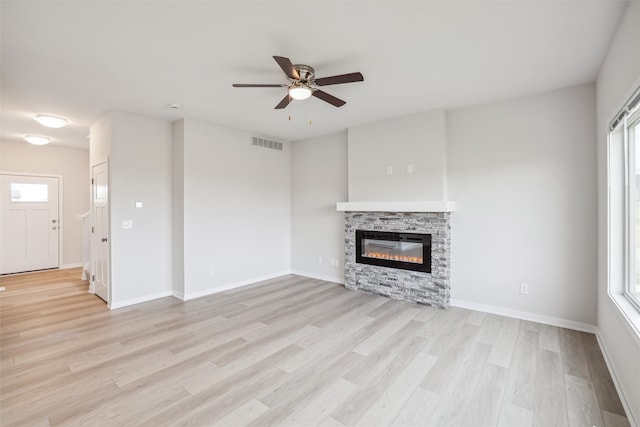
[
  {"left": 34, "top": 114, "right": 69, "bottom": 128},
  {"left": 24, "top": 135, "right": 51, "bottom": 145},
  {"left": 289, "top": 85, "right": 313, "bottom": 100}
]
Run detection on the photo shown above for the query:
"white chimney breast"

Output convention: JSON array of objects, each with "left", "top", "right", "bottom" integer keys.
[{"left": 347, "top": 110, "right": 448, "bottom": 203}]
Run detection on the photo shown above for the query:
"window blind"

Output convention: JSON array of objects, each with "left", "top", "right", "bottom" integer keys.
[{"left": 610, "top": 87, "right": 640, "bottom": 131}]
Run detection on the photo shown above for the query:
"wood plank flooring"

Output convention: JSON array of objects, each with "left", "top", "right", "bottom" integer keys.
[{"left": 0, "top": 268, "right": 630, "bottom": 426}]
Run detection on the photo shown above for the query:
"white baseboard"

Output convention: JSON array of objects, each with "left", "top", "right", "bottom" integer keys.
[
  {"left": 450, "top": 298, "right": 597, "bottom": 333},
  {"left": 595, "top": 330, "right": 639, "bottom": 427},
  {"left": 109, "top": 290, "right": 174, "bottom": 310},
  {"left": 173, "top": 270, "right": 343, "bottom": 301},
  {"left": 181, "top": 270, "right": 292, "bottom": 301},
  {"left": 109, "top": 270, "right": 302, "bottom": 307},
  {"left": 60, "top": 263, "right": 83, "bottom": 270},
  {"left": 290, "top": 269, "right": 345, "bottom": 285}
]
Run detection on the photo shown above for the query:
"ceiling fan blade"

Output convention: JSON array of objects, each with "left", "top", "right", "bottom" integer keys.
[
  {"left": 273, "top": 56, "right": 300, "bottom": 80},
  {"left": 312, "top": 90, "right": 346, "bottom": 107},
  {"left": 314, "top": 72, "right": 364, "bottom": 86},
  {"left": 274, "top": 94, "right": 292, "bottom": 109},
  {"left": 232, "top": 84, "right": 286, "bottom": 87}
]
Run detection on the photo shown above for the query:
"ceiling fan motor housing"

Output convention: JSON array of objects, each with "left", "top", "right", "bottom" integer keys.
[{"left": 293, "top": 64, "right": 315, "bottom": 83}]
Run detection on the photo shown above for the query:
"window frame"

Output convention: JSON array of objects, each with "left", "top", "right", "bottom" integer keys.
[{"left": 623, "top": 107, "right": 640, "bottom": 310}]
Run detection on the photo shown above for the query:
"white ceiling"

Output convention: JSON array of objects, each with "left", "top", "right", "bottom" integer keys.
[{"left": 0, "top": 1, "right": 628, "bottom": 150}]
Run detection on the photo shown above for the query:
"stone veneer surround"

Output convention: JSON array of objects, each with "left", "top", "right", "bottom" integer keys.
[{"left": 344, "top": 211, "right": 451, "bottom": 308}]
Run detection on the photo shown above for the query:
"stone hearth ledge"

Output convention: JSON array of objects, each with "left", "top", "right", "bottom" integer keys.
[{"left": 336, "top": 201, "right": 456, "bottom": 212}]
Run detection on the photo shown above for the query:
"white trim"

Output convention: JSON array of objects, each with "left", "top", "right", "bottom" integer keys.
[
  {"left": 607, "top": 293, "right": 640, "bottom": 345},
  {"left": 336, "top": 201, "right": 456, "bottom": 212},
  {"left": 60, "top": 263, "right": 83, "bottom": 270},
  {"left": 290, "top": 270, "right": 345, "bottom": 285},
  {"left": 108, "top": 290, "right": 174, "bottom": 310},
  {"left": 181, "top": 270, "right": 292, "bottom": 301},
  {"left": 595, "top": 330, "right": 640, "bottom": 427},
  {"left": 109, "top": 270, "right": 339, "bottom": 307},
  {"left": 450, "top": 298, "right": 597, "bottom": 333},
  {"left": 58, "top": 175, "right": 64, "bottom": 269},
  {"left": 606, "top": 93, "right": 640, "bottom": 344},
  {"left": 90, "top": 158, "right": 110, "bottom": 301}
]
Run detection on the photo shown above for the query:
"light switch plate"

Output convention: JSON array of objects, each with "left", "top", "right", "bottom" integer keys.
[
  {"left": 135, "top": 201, "right": 143, "bottom": 208},
  {"left": 122, "top": 219, "right": 133, "bottom": 229}
]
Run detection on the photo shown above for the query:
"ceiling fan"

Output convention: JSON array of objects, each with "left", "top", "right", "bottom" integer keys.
[{"left": 232, "top": 56, "right": 364, "bottom": 109}]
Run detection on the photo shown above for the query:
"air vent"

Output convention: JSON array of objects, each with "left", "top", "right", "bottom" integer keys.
[{"left": 251, "top": 136, "right": 283, "bottom": 151}]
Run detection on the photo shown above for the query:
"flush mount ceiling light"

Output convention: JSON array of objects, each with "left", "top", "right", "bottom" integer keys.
[
  {"left": 34, "top": 114, "right": 69, "bottom": 128},
  {"left": 24, "top": 135, "right": 51, "bottom": 145},
  {"left": 289, "top": 84, "right": 313, "bottom": 100}
]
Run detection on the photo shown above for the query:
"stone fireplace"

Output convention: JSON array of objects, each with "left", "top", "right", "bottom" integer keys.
[
  {"left": 338, "top": 203, "right": 453, "bottom": 309},
  {"left": 341, "top": 110, "right": 454, "bottom": 308}
]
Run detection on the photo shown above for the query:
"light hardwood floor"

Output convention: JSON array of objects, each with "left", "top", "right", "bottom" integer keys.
[{"left": 0, "top": 268, "right": 630, "bottom": 427}]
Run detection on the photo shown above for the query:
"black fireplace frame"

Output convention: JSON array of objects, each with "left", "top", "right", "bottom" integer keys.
[{"left": 355, "top": 230, "right": 432, "bottom": 273}]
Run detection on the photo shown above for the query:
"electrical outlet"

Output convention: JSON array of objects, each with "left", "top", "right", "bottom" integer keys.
[
  {"left": 317, "top": 256, "right": 323, "bottom": 264},
  {"left": 333, "top": 259, "right": 339, "bottom": 267},
  {"left": 210, "top": 266, "right": 216, "bottom": 275},
  {"left": 386, "top": 166, "right": 393, "bottom": 175},
  {"left": 520, "top": 283, "right": 529, "bottom": 295}
]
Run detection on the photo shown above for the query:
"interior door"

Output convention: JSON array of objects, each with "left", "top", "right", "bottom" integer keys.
[
  {"left": 0, "top": 174, "right": 60, "bottom": 274},
  {"left": 91, "top": 162, "right": 110, "bottom": 302}
]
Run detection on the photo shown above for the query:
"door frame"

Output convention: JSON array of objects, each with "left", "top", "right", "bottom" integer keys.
[
  {"left": 90, "top": 158, "right": 110, "bottom": 303},
  {"left": 0, "top": 171, "right": 63, "bottom": 272}
]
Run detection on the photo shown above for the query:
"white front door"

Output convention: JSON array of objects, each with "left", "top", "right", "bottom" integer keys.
[
  {"left": 0, "top": 174, "right": 60, "bottom": 274},
  {"left": 91, "top": 162, "right": 110, "bottom": 302}
]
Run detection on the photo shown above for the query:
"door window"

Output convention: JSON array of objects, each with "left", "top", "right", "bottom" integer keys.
[{"left": 10, "top": 183, "right": 48, "bottom": 202}]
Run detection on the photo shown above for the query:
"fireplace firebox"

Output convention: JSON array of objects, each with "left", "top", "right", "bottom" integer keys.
[{"left": 355, "top": 230, "right": 431, "bottom": 273}]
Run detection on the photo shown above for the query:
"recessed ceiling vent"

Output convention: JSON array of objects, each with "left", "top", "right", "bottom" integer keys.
[{"left": 251, "top": 136, "right": 283, "bottom": 151}]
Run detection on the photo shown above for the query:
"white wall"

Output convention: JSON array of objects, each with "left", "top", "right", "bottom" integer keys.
[
  {"left": 0, "top": 140, "right": 89, "bottom": 268},
  {"left": 291, "top": 131, "right": 348, "bottom": 283},
  {"left": 448, "top": 84, "right": 598, "bottom": 327},
  {"left": 293, "top": 88, "right": 599, "bottom": 330},
  {"left": 347, "top": 110, "right": 447, "bottom": 202},
  {"left": 90, "top": 111, "right": 173, "bottom": 307},
  {"left": 596, "top": 1, "right": 640, "bottom": 424},
  {"left": 178, "top": 119, "right": 291, "bottom": 298}
]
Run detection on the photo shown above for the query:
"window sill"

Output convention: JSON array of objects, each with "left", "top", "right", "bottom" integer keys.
[{"left": 608, "top": 293, "right": 640, "bottom": 346}]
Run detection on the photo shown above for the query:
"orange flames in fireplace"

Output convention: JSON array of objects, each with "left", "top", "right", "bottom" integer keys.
[{"left": 364, "top": 252, "right": 423, "bottom": 264}]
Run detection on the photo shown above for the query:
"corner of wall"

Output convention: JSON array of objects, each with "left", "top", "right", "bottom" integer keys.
[
  {"left": 441, "top": 110, "right": 450, "bottom": 201},
  {"left": 171, "top": 119, "right": 185, "bottom": 296}
]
